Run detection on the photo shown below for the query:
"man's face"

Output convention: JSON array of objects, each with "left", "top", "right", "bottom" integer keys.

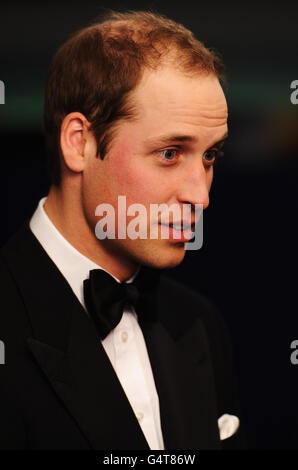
[{"left": 82, "top": 66, "right": 228, "bottom": 270}]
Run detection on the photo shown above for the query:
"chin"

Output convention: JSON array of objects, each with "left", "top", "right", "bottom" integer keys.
[
  {"left": 132, "top": 244, "right": 186, "bottom": 270},
  {"left": 106, "top": 238, "right": 186, "bottom": 271}
]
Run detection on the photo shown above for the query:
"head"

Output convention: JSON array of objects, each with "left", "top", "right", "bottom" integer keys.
[{"left": 44, "top": 10, "right": 228, "bottom": 278}]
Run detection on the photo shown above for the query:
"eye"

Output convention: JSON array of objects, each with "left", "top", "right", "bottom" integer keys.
[
  {"left": 158, "top": 148, "right": 179, "bottom": 163},
  {"left": 203, "top": 149, "right": 224, "bottom": 165}
]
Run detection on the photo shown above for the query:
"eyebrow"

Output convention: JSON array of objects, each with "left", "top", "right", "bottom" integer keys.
[{"left": 144, "top": 132, "right": 228, "bottom": 148}]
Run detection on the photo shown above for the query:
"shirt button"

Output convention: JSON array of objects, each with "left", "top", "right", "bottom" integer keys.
[
  {"left": 121, "top": 331, "right": 128, "bottom": 343},
  {"left": 136, "top": 412, "right": 144, "bottom": 422}
]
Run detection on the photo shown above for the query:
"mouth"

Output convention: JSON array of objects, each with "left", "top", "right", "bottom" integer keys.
[
  {"left": 169, "top": 221, "right": 195, "bottom": 230},
  {"left": 159, "top": 222, "right": 195, "bottom": 242}
]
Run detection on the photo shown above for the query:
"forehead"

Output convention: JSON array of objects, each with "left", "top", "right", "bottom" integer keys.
[{"left": 130, "top": 66, "right": 228, "bottom": 131}]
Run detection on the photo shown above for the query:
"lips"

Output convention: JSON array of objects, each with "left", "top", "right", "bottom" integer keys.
[
  {"left": 168, "top": 222, "right": 195, "bottom": 230},
  {"left": 159, "top": 223, "right": 194, "bottom": 242}
]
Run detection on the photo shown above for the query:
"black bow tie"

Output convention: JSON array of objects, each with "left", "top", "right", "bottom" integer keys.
[{"left": 83, "top": 266, "right": 161, "bottom": 340}]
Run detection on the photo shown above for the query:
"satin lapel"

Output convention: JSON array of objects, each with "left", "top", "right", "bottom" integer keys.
[
  {"left": 140, "top": 283, "right": 221, "bottom": 450},
  {"left": 2, "top": 222, "right": 149, "bottom": 450}
]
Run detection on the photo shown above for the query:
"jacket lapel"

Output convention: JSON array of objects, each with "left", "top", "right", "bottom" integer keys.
[
  {"left": 2, "top": 221, "right": 149, "bottom": 450},
  {"left": 140, "top": 280, "right": 221, "bottom": 450}
]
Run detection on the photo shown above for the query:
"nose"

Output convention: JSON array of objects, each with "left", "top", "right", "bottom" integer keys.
[{"left": 176, "top": 160, "right": 211, "bottom": 211}]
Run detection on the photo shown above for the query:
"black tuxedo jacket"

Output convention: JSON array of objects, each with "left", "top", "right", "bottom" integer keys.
[{"left": 0, "top": 221, "right": 244, "bottom": 450}]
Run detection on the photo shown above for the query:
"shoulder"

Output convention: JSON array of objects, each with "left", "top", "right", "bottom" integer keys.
[
  {"left": 0, "top": 255, "right": 32, "bottom": 349},
  {"left": 0, "top": 224, "right": 34, "bottom": 357},
  {"left": 0, "top": 222, "right": 32, "bottom": 320},
  {"left": 1, "top": 219, "right": 32, "bottom": 261}
]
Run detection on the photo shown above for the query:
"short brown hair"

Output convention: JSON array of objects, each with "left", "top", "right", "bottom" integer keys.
[{"left": 44, "top": 10, "right": 225, "bottom": 186}]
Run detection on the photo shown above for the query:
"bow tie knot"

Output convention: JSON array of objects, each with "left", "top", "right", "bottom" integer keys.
[
  {"left": 120, "top": 282, "right": 140, "bottom": 307},
  {"left": 83, "top": 266, "right": 160, "bottom": 340}
]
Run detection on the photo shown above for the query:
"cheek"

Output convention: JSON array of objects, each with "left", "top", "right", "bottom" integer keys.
[{"left": 110, "top": 149, "right": 158, "bottom": 204}]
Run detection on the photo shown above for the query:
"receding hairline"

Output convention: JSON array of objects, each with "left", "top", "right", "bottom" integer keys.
[{"left": 68, "top": 10, "right": 225, "bottom": 78}]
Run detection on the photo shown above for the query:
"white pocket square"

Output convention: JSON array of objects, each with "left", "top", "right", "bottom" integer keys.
[{"left": 218, "top": 414, "right": 240, "bottom": 440}]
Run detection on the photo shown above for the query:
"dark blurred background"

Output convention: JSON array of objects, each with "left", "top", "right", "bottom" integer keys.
[{"left": 1, "top": 0, "right": 297, "bottom": 449}]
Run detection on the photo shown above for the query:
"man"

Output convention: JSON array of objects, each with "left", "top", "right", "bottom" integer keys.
[{"left": 0, "top": 10, "right": 243, "bottom": 449}]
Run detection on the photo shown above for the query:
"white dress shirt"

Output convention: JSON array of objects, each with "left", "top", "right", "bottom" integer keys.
[{"left": 29, "top": 197, "right": 164, "bottom": 450}]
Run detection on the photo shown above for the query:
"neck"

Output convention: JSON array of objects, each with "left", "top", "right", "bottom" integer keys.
[{"left": 44, "top": 184, "right": 138, "bottom": 282}]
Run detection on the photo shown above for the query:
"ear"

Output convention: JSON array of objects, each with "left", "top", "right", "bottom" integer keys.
[{"left": 60, "top": 112, "right": 92, "bottom": 174}]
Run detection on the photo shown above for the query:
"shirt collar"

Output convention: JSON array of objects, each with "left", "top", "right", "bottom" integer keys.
[{"left": 29, "top": 197, "right": 139, "bottom": 309}]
